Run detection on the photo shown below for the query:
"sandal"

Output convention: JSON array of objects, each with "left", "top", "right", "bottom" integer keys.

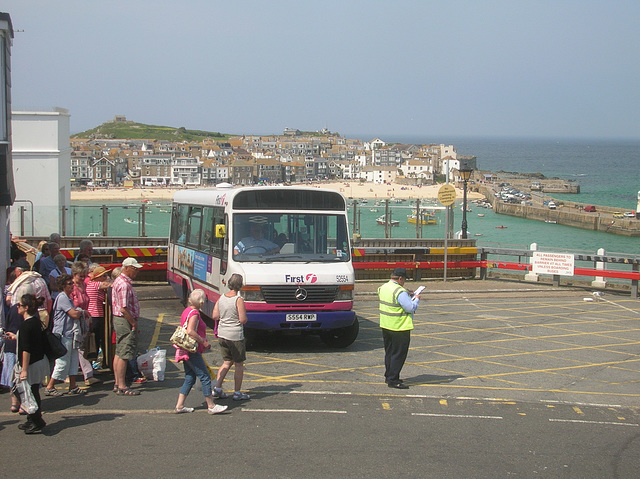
[
  {"left": 68, "top": 387, "right": 87, "bottom": 395},
  {"left": 116, "top": 388, "right": 140, "bottom": 396},
  {"left": 232, "top": 392, "right": 251, "bottom": 401},
  {"left": 10, "top": 405, "right": 19, "bottom": 413},
  {"left": 45, "top": 388, "right": 63, "bottom": 397}
]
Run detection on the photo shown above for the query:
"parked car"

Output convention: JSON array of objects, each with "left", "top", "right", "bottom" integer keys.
[
  {"left": 584, "top": 205, "right": 597, "bottom": 212},
  {"left": 548, "top": 201, "right": 557, "bottom": 210},
  {"left": 613, "top": 212, "right": 624, "bottom": 218},
  {"left": 623, "top": 212, "right": 636, "bottom": 218}
]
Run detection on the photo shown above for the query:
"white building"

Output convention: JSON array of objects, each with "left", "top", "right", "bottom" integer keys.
[
  {"left": 359, "top": 165, "right": 397, "bottom": 184},
  {"left": 1, "top": 12, "right": 14, "bottom": 329},
  {"left": 11, "top": 108, "right": 71, "bottom": 236},
  {"left": 400, "top": 159, "right": 433, "bottom": 181}
]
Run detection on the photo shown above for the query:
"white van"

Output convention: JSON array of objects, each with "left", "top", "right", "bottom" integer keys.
[{"left": 548, "top": 201, "right": 557, "bottom": 210}]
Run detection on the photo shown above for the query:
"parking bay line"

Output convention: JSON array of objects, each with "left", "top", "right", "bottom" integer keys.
[
  {"left": 412, "top": 413, "right": 503, "bottom": 420},
  {"left": 242, "top": 408, "right": 347, "bottom": 414},
  {"left": 549, "top": 418, "right": 639, "bottom": 427}
]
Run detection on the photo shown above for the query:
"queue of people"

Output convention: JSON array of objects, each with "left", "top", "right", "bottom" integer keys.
[
  {"left": 1, "top": 233, "right": 423, "bottom": 436},
  {"left": 0, "top": 234, "right": 141, "bottom": 434}
]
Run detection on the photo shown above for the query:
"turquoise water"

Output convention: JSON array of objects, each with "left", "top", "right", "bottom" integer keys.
[{"left": 71, "top": 138, "right": 640, "bottom": 256}]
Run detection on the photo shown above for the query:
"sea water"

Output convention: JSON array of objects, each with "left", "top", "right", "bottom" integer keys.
[{"left": 71, "top": 138, "right": 640, "bottom": 256}]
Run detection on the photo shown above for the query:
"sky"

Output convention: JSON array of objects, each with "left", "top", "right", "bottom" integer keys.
[{"left": 3, "top": 1, "right": 640, "bottom": 140}]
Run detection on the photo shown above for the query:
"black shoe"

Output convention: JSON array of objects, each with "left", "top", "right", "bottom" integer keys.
[
  {"left": 18, "top": 420, "right": 33, "bottom": 430},
  {"left": 23, "top": 420, "right": 45, "bottom": 435},
  {"left": 387, "top": 382, "right": 409, "bottom": 389}
]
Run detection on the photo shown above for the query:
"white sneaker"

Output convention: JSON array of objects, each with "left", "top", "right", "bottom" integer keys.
[
  {"left": 208, "top": 404, "right": 228, "bottom": 415},
  {"left": 175, "top": 407, "right": 195, "bottom": 414}
]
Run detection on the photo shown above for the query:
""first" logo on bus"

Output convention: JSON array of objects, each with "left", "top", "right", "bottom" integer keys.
[{"left": 285, "top": 273, "right": 318, "bottom": 284}]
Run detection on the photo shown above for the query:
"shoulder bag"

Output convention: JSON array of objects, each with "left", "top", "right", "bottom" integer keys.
[
  {"left": 43, "top": 296, "right": 68, "bottom": 360},
  {"left": 170, "top": 309, "right": 198, "bottom": 353}
]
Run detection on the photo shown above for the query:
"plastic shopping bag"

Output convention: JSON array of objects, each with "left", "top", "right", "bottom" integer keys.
[
  {"left": 152, "top": 348, "right": 166, "bottom": 381},
  {"left": 12, "top": 379, "right": 38, "bottom": 415},
  {"left": 136, "top": 348, "right": 166, "bottom": 381}
]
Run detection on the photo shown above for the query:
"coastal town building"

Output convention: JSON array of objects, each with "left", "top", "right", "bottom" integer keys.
[{"left": 62, "top": 123, "right": 473, "bottom": 190}]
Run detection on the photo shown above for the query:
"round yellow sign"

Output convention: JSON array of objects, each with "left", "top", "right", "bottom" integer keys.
[{"left": 438, "top": 184, "right": 456, "bottom": 206}]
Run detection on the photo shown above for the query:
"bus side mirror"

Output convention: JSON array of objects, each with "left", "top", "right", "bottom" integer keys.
[{"left": 215, "top": 224, "right": 226, "bottom": 238}]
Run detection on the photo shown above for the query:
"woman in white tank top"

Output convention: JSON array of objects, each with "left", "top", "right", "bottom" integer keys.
[{"left": 212, "top": 274, "right": 251, "bottom": 401}]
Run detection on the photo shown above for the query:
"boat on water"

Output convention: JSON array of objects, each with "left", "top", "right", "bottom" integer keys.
[
  {"left": 124, "top": 218, "right": 137, "bottom": 224},
  {"left": 407, "top": 214, "right": 437, "bottom": 225},
  {"left": 377, "top": 216, "right": 400, "bottom": 226},
  {"left": 495, "top": 226, "right": 508, "bottom": 229},
  {"left": 478, "top": 213, "right": 485, "bottom": 217},
  {"left": 370, "top": 208, "right": 378, "bottom": 213}
]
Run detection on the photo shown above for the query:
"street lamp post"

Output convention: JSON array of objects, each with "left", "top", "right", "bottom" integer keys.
[{"left": 458, "top": 157, "right": 476, "bottom": 240}]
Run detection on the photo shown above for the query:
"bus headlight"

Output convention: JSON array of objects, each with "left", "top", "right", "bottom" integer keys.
[
  {"left": 335, "top": 284, "right": 354, "bottom": 301},
  {"left": 241, "top": 286, "right": 264, "bottom": 302}
]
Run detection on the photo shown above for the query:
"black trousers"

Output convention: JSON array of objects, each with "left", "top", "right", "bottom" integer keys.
[
  {"left": 27, "top": 384, "right": 44, "bottom": 426},
  {"left": 382, "top": 328, "right": 411, "bottom": 384}
]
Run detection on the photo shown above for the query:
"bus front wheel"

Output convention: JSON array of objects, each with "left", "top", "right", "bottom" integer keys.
[{"left": 320, "top": 317, "right": 359, "bottom": 348}]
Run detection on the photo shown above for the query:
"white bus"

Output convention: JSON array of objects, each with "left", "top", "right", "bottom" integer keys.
[{"left": 167, "top": 184, "right": 358, "bottom": 347}]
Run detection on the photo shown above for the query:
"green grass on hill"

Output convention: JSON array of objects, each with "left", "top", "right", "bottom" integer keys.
[{"left": 72, "top": 121, "right": 232, "bottom": 142}]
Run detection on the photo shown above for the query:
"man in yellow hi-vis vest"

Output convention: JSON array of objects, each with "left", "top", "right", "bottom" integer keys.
[{"left": 378, "top": 268, "right": 421, "bottom": 389}]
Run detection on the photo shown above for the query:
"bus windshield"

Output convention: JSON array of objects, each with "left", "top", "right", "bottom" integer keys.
[{"left": 232, "top": 213, "right": 350, "bottom": 262}]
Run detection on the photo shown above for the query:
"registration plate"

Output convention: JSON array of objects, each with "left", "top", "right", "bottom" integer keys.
[{"left": 286, "top": 314, "right": 317, "bottom": 322}]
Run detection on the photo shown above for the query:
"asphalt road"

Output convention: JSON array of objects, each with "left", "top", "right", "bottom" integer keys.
[{"left": 1, "top": 282, "right": 639, "bottom": 478}]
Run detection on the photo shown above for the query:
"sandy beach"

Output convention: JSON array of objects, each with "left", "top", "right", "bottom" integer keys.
[{"left": 70, "top": 181, "right": 484, "bottom": 202}]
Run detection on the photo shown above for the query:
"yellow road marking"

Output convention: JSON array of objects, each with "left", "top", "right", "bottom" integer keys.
[{"left": 149, "top": 313, "right": 165, "bottom": 348}]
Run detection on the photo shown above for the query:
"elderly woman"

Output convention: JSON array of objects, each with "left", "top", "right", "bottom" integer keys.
[
  {"left": 68, "top": 262, "right": 100, "bottom": 386},
  {"left": 85, "top": 264, "right": 111, "bottom": 369},
  {"left": 49, "top": 253, "right": 71, "bottom": 300},
  {"left": 173, "top": 289, "right": 228, "bottom": 415},
  {"left": 44, "top": 273, "right": 88, "bottom": 396}
]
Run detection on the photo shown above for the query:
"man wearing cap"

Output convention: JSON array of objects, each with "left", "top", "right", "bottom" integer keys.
[
  {"left": 378, "top": 267, "right": 421, "bottom": 389},
  {"left": 111, "top": 257, "right": 143, "bottom": 395}
]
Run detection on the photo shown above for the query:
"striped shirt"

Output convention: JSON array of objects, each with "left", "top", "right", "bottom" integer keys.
[{"left": 85, "top": 278, "right": 106, "bottom": 318}]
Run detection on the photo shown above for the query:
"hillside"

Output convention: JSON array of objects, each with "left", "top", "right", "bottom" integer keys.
[{"left": 72, "top": 120, "right": 232, "bottom": 142}]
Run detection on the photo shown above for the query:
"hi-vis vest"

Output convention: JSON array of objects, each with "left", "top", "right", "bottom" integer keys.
[{"left": 378, "top": 280, "right": 413, "bottom": 331}]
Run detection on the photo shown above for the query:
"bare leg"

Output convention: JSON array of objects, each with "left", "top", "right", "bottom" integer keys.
[
  {"left": 234, "top": 362, "right": 244, "bottom": 392},
  {"left": 113, "top": 355, "right": 126, "bottom": 390},
  {"left": 215, "top": 360, "right": 234, "bottom": 388},
  {"left": 176, "top": 392, "right": 187, "bottom": 409}
]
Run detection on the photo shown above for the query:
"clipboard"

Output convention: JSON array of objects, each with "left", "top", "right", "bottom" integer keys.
[{"left": 412, "top": 285, "right": 425, "bottom": 299}]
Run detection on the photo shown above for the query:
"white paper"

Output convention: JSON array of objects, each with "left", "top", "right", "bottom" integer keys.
[{"left": 412, "top": 286, "right": 425, "bottom": 298}]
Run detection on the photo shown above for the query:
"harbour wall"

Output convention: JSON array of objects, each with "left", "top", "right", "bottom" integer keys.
[{"left": 476, "top": 186, "right": 640, "bottom": 237}]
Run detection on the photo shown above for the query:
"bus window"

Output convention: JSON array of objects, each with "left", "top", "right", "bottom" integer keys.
[
  {"left": 232, "top": 213, "right": 349, "bottom": 261},
  {"left": 202, "top": 207, "right": 215, "bottom": 253},
  {"left": 186, "top": 206, "right": 203, "bottom": 247},
  {"left": 172, "top": 204, "right": 189, "bottom": 245}
]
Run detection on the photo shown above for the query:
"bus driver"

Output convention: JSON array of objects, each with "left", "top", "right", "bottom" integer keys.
[{"left": 234, "top": 223, "right": 280, "bottom": 255}]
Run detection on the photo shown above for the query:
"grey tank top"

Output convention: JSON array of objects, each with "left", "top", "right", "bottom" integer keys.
[{"left": 217, "top": 293, "right": 244, "bottom": 341}]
